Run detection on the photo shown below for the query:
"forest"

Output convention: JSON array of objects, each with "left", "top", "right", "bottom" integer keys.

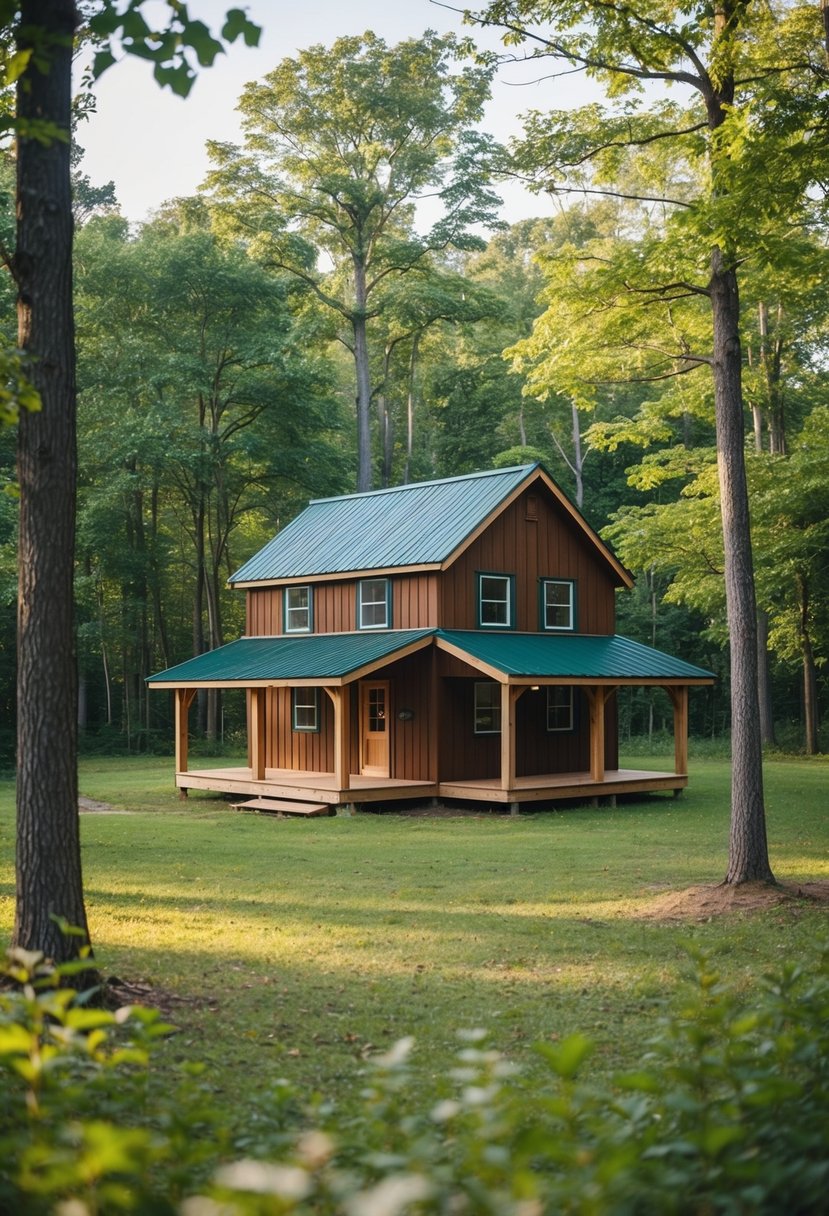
[{"left": 1, "top": 10, "right": 827, "bottom": 769}]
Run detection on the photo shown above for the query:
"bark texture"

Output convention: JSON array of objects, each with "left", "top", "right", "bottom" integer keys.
[
  {"left": 13, "top": 0, "right": 92, "bottom": 961},
  {"left": 709, "top": 250, "right": 774, "bottom": 884}
]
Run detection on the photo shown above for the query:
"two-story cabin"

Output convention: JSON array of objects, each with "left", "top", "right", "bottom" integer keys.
[{"left": 148, "top": 464, "right": 713, "bottom": 811}]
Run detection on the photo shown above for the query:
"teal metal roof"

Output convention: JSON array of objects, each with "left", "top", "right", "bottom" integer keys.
[
  {"left": 148, "top": 628, "right": 714, "bottom": 687},
  {"left": 147, "top": 630, "right": 434, "bottom": 685},
  {"left": 230, "top": 465, "right": 535, "bottom": 583},
  {"left": 437, "top": 631, "right": 715, "bottom": 681}
]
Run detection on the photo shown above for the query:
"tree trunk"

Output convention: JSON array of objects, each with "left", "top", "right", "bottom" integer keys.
[
  {"left": 710, "top": 249, "right": 774, "bottom": 884},
  {"left": 353, "top": 256, "right": 373, "bottom": 492},
  {"left": 13, "top": 0, "right": 93, "bottom": 965},
  {"left": 404, "top": 331, "right": 420, "bottom": 485},
  {"left": 798, "top": 575, "right": 819, "bottom": 755}
]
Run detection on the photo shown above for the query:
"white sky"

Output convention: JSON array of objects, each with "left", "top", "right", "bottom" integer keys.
[{"left": 76, "top": 0, "right": 589, "bottom": 226}]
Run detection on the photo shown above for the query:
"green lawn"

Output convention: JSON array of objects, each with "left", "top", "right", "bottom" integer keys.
[{"left": 1, "top": 752, "right": 827, "bottom": 1123}]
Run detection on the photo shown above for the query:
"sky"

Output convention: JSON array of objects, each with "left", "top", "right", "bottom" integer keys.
[{"left": 76, "top": 0, "right": 585, "bottom": 226}]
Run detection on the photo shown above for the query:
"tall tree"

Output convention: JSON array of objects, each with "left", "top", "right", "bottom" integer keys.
[
  {"left": 477, "top": 0, "right": 829, "bottom": 883},
  {"left": 205, "top": 30, "right": 503, "bottom": 491},
  {"left": 7, "top": 0, "right": 260, "bottom": 968}
]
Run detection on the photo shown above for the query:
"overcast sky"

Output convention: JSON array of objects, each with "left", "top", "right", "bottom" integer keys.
[{"left": 76, "top": 0, "right": 587, "bottom": 226}]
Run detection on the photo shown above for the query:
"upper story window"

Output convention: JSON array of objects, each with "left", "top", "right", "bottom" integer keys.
[
  {"left": 358, "top": 578, "right": 391, "bottom": 629},
  {"left": 292, "top": 687, "right": 319, "bottom": 732},
  {"left": 284, "top": 585, "right": 313, "bottom": 633},
  {"left": 474, "top": 681, "right": 501, "bottom": 734},
  {"left": 540, "top": 579, "right": 575, "bottom": 631},
  {"left": 477, "top": 573, "right": 514, "bottom": 629},
  {"left": 547, "top": 686, "right": 575, "bottom": 732}
]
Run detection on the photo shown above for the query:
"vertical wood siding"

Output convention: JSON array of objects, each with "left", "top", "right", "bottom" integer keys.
[{"left": 246, "top": 574, "right": 440, "bottom": 636}]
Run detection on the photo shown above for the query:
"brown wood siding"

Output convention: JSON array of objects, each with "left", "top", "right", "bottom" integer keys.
[
  {"left": 440, "top": 487, "right": 617, "bottom": 633},
  {"left": 246, "top": 574, "right": 439, "bottom": 637},
  {"left": 270, "top": 687, "right": 334, "bottom": 772}
]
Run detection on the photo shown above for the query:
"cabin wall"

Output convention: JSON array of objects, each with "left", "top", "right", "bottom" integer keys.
[
  {"left": 246, "top": 573, "right": 440, "bottom": 636},
  {"left": 440, "top": 487, "right": 617, "bottom": 633}
]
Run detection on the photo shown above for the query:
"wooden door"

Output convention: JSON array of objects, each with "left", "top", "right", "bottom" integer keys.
[{"left": 360, "top": 681, "right": 390, "bottom": 777}]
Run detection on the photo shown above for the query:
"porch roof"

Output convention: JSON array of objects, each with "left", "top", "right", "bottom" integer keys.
[
  {"left": 437, "top": 630, "right": 715, "bottom": 683},
  {"left": 148, "top": 628, "right": 714, "bottom": 689},
  {"left": 146, "top": 629, "right": 435, "bottom": 688}
]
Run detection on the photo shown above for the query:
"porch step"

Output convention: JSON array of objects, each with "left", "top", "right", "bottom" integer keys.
[{"left": 232, "top": 797, "right": 333, "bottom": 818}]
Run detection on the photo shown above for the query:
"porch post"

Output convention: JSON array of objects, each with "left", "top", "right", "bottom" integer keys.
[
  {"left": 175, "top": 688, "right": 196, "bottom": 774},
  {"left": 500, "top": 685, "right": 526, "bottom": 793},
  {"left": 586, "top": 686, "right": 607, "bottom": 782},
  {"left": 325, "top": 686, "right": 351, "bottom": 792},
  {"left": 249, "top": 687, "right": 267, "bottom": 781},
  {"left": 667, "top": 686, "right": 689, "bottom": 775}
]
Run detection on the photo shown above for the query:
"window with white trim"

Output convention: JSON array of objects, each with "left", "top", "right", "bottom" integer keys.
[
  {"left": 547, "top": 686, "right": 574, "bottom": 732},
  {"left": 357, "top": 578, "right": 390, "bottom": 629},
  {"left": 284, "top": 585, "right": 312, "bottom": 633},
  {"left": 474, "top": 681, "right": 501, "bottom": 734},
  {"left": 478, "top": 573, "right": 513, "bottom": 628},
  {"left": 292, "top": 687, "right": 319, "bottom": 732},
  {"left": 541, "top": 579, "right": 575, "bottom": 631}
]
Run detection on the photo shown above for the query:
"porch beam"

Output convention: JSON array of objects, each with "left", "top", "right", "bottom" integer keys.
[
  {"left": 667, "top": 685, "right": 689, "bottom": 775},
  {"left": 175, "top": 688, "right": 196, "bottom": 774},
  {"left": 249, "top": 688, "right": 267, "bottom": 781}
]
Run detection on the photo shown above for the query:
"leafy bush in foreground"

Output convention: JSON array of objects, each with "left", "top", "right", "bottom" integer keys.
[{"left": 2, "top": 943, "right": 828, "bottom": 1214}]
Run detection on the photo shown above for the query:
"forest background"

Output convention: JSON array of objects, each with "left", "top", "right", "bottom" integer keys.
[{"left": 0, "top": 7, "right": 827, "bottom": 768}]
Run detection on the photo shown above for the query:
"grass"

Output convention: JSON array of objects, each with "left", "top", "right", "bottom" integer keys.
[{"left": 1, "top": 751, "right": 828, "bottom": 1127}]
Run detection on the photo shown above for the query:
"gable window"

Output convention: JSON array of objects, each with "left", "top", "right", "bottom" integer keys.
[
  {"left": 474, "top": 681, "right": 501, "bottom": 734},
  {"left": 541, "top": 579, "right": 575, "bottom": 631},
  {"left": 284, "top": 585, "right": 312, "bottom": 633},
  {"left": 292, "top": 687, "right": 319, "bottom": 732},
  {"left": 547, "top": 686, "right": 574, "bottom": 732},
  {"left": 358, "top": 578, "right": 391, "bottom": 629},
  {"left": 478, "top": 573, "right": 514, "bottom": 628}
]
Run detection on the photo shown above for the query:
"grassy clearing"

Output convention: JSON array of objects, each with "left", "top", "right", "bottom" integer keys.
[{"left": 1, "top": 752, "right": 827, "bottom": 1126}]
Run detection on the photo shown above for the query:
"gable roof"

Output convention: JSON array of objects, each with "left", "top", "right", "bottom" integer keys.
[{"left": 230, "top": 464, "right": 632, "bottom": 588}]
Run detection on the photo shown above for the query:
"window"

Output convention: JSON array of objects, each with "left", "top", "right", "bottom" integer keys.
[
  {"left": 547, "top": 686, "right": 574, "bottom": 732},
  {"left": 292, "top": 687, "right": 319, "bottom": 732},
  {"left": 541, "top": 579, "right": 575, "bottom": 631},
  {"left": 284, "top": 585, "right": 312, "bottom": 633},
  {"left": 357, "top": 578, "right": 391, "bottom": 629},
  {"left": 474, "top": 681, "right": 501, "bottom": 734},
  {"left": 478, "top": 573, "right": 514, "bottom": 628}
]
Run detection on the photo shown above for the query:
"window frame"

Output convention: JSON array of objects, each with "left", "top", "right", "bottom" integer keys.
[
  {"left": 284, "top": 584, "right": 313, "bottom": 634},
  {"left": 546, "top": 685, "right": 575, "bottom": 733},
  {"left": 357, "top": 577, "right": 392, "bottom": 630},
  {"left": 539, "top": 578, "right": 576, "bottom": 632},
  {"left": 292, "top": 687, "right": 320, "bottom": 733},
  {"left": 476, "top": 572, "right": 515, "bottom": 630},
  {"left": 474, "top": 681, "right": 502, "bottom": 735}
]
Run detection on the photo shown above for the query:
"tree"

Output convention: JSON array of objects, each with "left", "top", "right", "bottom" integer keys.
[
  {"left": 205, "top": 30, "right": 503, "bottom": 491},
  {"left": 7, "top": 0, "right": 260, "bottom": 968},
  {"left": 476, "top": 0, "right": 829, "bottom": 883}
]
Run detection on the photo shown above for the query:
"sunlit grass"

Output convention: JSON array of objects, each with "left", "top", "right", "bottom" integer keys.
[{"left": 1, "top": 752, "right": 827, "bottom": 1118}]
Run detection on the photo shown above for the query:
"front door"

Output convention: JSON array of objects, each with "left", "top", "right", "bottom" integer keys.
[{"left": 360, "top": 681, "right": 390, "bottom": 778}]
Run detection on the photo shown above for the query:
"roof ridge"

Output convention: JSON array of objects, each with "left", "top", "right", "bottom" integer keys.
[{"left": 308, "top": 464, "right": 537, "bottom": 505}]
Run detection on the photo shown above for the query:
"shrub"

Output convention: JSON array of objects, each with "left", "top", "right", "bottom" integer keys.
[{"left": 2, "top": 944, "right": 827, "bottom": 1214}]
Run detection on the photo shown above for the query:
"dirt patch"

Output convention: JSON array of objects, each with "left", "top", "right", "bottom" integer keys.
[
  {"left": 79, "top": 796, "right": 131, "bottom": 814},
  {"left": 639, "top": 879, "right": 829, "bottom": 921}
]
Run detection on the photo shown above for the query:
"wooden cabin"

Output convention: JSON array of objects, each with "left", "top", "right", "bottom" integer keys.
[{"left": 148, "top": 464, "right": 713, "bottom": 811}]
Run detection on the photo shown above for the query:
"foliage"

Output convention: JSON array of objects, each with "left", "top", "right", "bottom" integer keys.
[{"left": 2, "top": 938, "right": 828, "bottom": 1214}]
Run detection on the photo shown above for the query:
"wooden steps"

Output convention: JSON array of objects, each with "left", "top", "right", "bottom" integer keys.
[{"left": 232, "top": 797, "right": 334, "bottom": 818}]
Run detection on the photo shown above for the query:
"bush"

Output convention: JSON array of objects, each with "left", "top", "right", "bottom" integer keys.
[{"left": 2, "top": 944, "right": 827, "bottom": 1214}]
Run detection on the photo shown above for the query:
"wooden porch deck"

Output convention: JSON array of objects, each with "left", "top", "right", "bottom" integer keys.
[{"left": 177, "top": 766, "right": 686, "bottom": 806}]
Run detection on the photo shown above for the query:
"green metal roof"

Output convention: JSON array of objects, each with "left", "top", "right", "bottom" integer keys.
[
  {"left": 147, "top": 630, "right": 434, "bottom": 686},
  {"left": 148, "top": 628, "right": 714, "bottom": 687},
  {"left": 437, "top": 631, "right": 714, "bottom": 681},
  {"left": 230, "top": 465, "right": 536, "bottom": 583}
]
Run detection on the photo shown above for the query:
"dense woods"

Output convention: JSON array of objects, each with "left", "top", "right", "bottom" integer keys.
[{"left": 1, "top": 12, "right": 827, "bottom": 778}]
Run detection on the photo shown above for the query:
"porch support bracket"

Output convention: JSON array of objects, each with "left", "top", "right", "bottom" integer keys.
[
  {"left": 585, "top": 685, "right": 618, "bottom": 783},
  {"left": 500, "top": 684, "right": 529, "bottom": 792},
  {"left": 324, "top": 686, "right": 351, "bottom": 792},
  {"left": 175, "top": 688, "right": 197, "bottom": 775}
]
